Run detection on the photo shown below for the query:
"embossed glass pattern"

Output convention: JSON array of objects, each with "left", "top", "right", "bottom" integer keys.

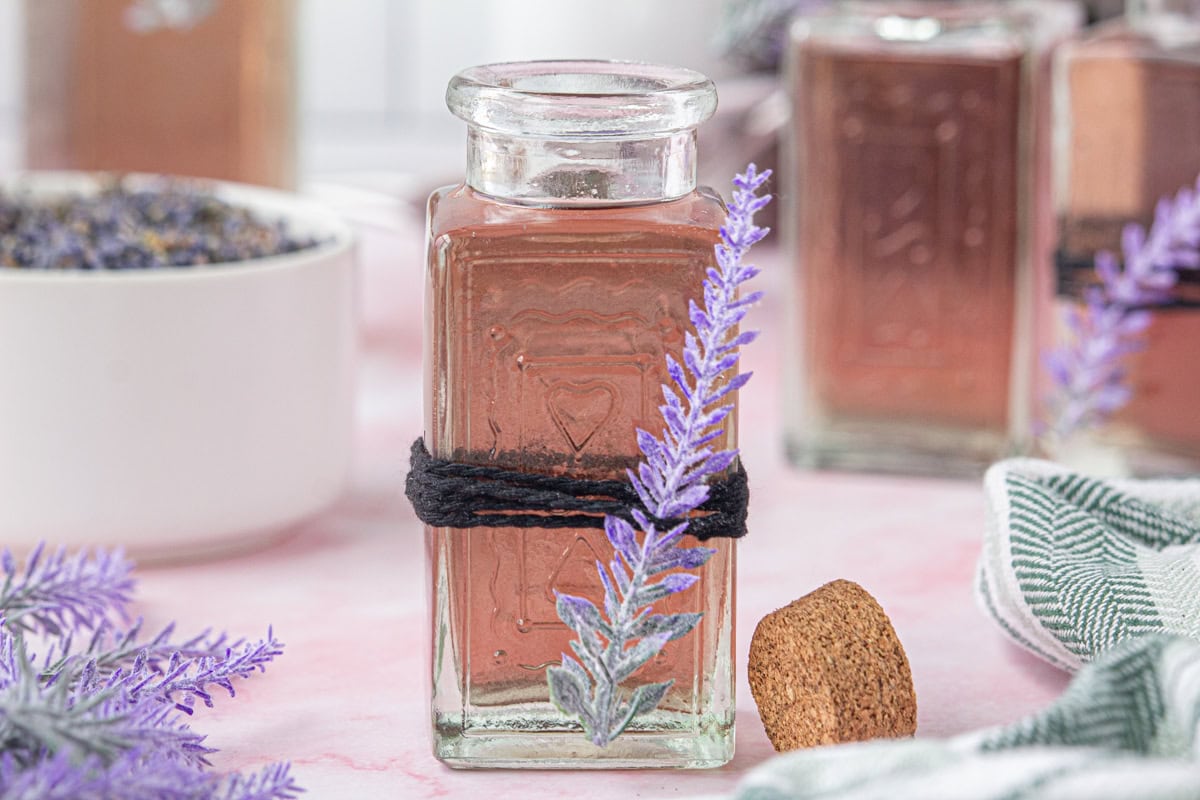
[
  {"left": 783, "top": 2, "right": 1063, "bottom": 475},
  {"left": 1051, "top": 2, "right": 1200, "bottom": 475},
  {"left": 425, "top": 62, "right": 734, "bottom": 768}
]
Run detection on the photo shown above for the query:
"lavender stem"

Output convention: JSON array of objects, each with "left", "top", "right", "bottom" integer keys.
[{"left": 547, "top": 165, "right": 771, "bottom": 747}]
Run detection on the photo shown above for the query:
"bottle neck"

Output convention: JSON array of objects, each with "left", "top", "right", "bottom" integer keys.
[{"left": 465, "top": 128, "right": 699, "bottom": 206}]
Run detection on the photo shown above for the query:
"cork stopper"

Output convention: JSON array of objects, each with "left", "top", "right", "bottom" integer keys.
[{"left": 747, "top": 579, "right": 917, "bottom": 752}]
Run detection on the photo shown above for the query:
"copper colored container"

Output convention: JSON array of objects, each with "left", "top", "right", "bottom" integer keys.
[{"left": 24, "top": 0, "right": 296, "bottom": 188}]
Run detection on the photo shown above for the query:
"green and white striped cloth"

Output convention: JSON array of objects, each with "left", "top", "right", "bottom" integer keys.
[
  {"left": 719, "top": 459, "right": 1200, "bottom": 800},
  {"left": 978, "top": 459, "right": 1200, "bottom": 671}
]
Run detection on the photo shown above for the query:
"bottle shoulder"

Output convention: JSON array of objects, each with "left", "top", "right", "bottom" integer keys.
[{"left": 427, "top": 184, "right": 725, "bottom": 242}]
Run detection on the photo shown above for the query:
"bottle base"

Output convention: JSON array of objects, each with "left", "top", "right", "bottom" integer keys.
[
  {"left": 1043, "top": 428, "right": 1200, "bottom": 479},
  {"left": 432, "top": 712, "right": 735, "bottom": 769},
  {"left": 786, "top": 420, "right": 1021, "bottom": 479}
]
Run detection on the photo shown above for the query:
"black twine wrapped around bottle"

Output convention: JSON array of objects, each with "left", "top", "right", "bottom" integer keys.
[{"left": 405, "top": 437, "right": 748, "bottom": 541}]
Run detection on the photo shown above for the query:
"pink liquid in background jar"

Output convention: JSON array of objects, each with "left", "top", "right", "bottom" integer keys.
[
  {"left": 783, "top": 1, "right": 1077, "bottom": 476},
  {"left": 1050, "top": 7, "right": 1200, "bottom": 475}
]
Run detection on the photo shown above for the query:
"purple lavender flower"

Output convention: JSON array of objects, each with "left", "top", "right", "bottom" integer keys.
[
  {"left": 547, "top": 165, "right": 771, "bottom": 747},
  {"left": 65, "top": 626, "right": 285, "bottom": 716},
  {"left": 0, "top": 546, "right": 299, "bottom": 799},
  {"left": 40, "top": 620, "right": 251, "bottom": 681},
  {"left": 0, "top": 628, "right": 214, "bottom": 769},
  {"left": 0, "top": 749, "right": 301, "bottom": 800},
  {"left": 0, "top": 544, "right": 134, "bottom": 636},
  {"left": 1045, "top": 173, "right": 1200, "bottom": 438}
]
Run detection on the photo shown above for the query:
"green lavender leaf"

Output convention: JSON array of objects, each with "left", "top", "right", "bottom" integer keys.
[{"left": 611, "top": 681, "right": 673, "bottom": 739}]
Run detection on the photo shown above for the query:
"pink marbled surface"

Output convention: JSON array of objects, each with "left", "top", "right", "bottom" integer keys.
[{"left": 128, "top": 197, "right": 1070, "bottom": 799}]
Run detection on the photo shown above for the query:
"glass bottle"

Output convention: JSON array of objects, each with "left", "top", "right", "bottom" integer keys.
[
  {"left": 1049, "top": 0, "right": 1200, "bottom": 475},
  {"left": 24, "top": 0, "right": 296, "bottom": 188},
  {"left": 783, "top": 1, "right": 1076, "bottom": 476},
  {"left": 424, "top": 62, "right": 735, "bottom": 768}
]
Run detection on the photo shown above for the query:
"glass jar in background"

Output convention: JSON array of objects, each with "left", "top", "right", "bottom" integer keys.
[
  {"left": 783, "top": 0, "right": 1077, "bottom": 476},
  {"left": 24, "top": 0, "right": 296, "bottom": 188},
  {"left": 1049, "top": 0, "right": 1200, "bottom": 475},
  {"left": 425, "top": 62, "right": 735, "bottom": 768}
]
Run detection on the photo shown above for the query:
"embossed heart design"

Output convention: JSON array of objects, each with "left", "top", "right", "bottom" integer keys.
[{"left": 547, "top": 382, "right": 617, "bottom": 454}]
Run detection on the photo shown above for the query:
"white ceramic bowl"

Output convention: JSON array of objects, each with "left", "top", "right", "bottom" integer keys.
[{"left": 0, "top": 173, "right": 358, "bottom": 561}]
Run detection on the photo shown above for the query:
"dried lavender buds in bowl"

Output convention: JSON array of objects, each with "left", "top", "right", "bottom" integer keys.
[
  {"left": 0, "top": 176, "right": 322, "bottom": 270},
  {"left": 0, "top": 172, "right": 357, "bottom": 562}
]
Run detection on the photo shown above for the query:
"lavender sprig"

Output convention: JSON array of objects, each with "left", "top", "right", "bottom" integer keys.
[
  {"left": 68, "top": 627, "right": 285, "bottom": 716},
  {"left": 0, "top": 750, "right": 301, "bottom": 800},
  {"left": 0, "top": 631, "right": 213, "bottom": 769},
  {"left": 547, "top": 165, "right": 771, "bottom": 747},
  {"left": 39, "top": 620, "right": 247, "bottom": 682},
  {"left": 1045, "top": 173, "right": 1200, "bottom": 438},
  {"left": 0, "top": 544, "right": 134, "bottom": 636},
  {"left": 0, "top": 546, "right": 299, "bottom": 799}
]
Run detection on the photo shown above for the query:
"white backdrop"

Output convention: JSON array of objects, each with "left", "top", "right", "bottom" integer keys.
[{"left": 0, "top": 2, "right": 19, "bottom": 170}]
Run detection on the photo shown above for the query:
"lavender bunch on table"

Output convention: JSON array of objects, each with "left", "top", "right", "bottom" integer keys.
[
  {"left": 1045, "top": 174, "right": 1200, "bottom": 439},
  {"left": 547, "top": 165, "right": 771, "bottom": 747},
  {"left": 0, "top": 545, "right": 301, "bottom": 800}
]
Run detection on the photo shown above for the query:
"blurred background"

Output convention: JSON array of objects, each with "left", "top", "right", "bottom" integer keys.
[
  {"left": 0, "top": 0, "right": 1127, "bottom": 188},
  {"left": 0, "top": 0, "right": 757, "bottom": 191},
  {"left": 6, "top": 0, "right": 1197, "bottom": 483}
]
